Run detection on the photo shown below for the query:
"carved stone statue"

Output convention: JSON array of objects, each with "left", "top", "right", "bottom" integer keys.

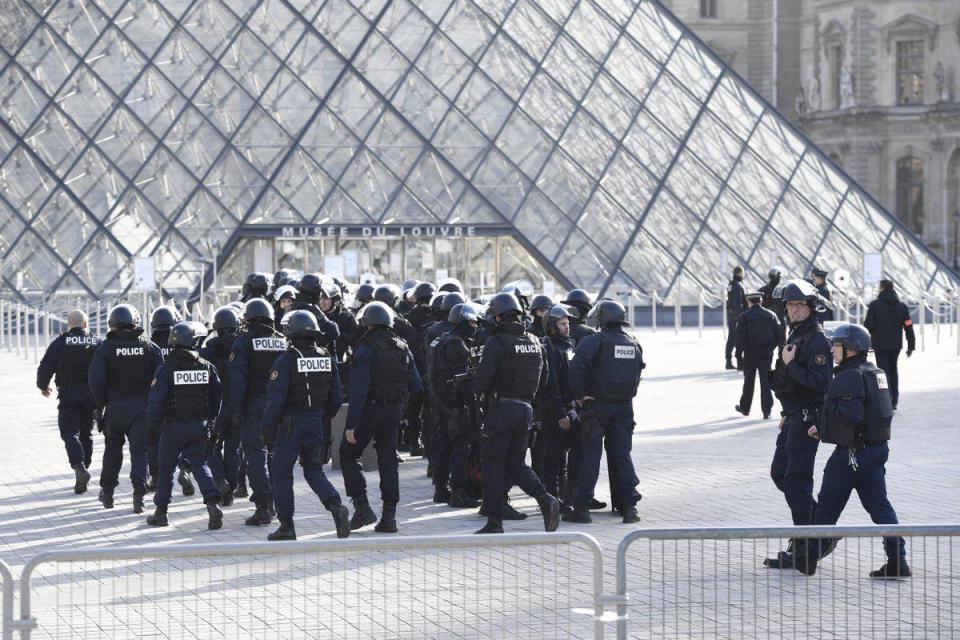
[
  {"left": 935, "top": 62, "right": 950, "bottom": 102},
  {"left": 795, "top": 84, "right": 808, "bottom": 116},
  {"left": 840, "top": 66, "right": 855, "bottom": 109},
  {"left": 808, "top": 74, "right": 821, "bottom": 112}
]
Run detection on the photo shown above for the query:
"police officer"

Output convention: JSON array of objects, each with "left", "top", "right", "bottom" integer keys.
[
  {"left": 431, "top": 302, "right": 483, "bottom": 507},
  {"left": 290, "top": 273, "right": 341, "bottom": 348},
  {"left": 725, "top": 266, "right": 747, "bottom": 370},
  {"left": 353, "top": 283, "right": 375, "bottom": 311},
  {"left": 403, "top": 282, "right": 437, "bottom": 456},
  {"left": 735, "top": 291, "right": 782, "bottom": 419},
  {"left": 423, "top": 292, "right": 465, "bottom": 468},
  {"left": 200, "top": 306, "right": 242, "bottom": 505},
  {"left": 811, "top": 268, "right": 834, "bottom": 323},
  {"left": 261, "top": 311, "right": 351, "bottom": 541},
  {"left": 528, "top": 295, "right": 554, "bottom": 339},
  {"left": 241, "top": 273, "right": 270, "bottom": 302},
  {"left": 272, "top": 284, "right": 297, "bottom": 330},
  {"left": 229, "top": 298, "right": 288, "bottom": 526},
  {"left": 319, "top": 279, "right": 358, "bottom": 378},
  {"left": 759, "top": 267, "right": 782, "bottom": 313},
  {"left": 473, "top": 292, "right": 560, "bottom": 535},
  {"left": 145, "top": 322, "right": 224, "bottom": 529},
  {"left": 538, "top": 304, "right": 580, "bottom": 513},
  {"left": 764, "top": 279, "right": 832, "bottom": 568},
  {"left": 88, "top": 304, "right": 162, "bottom": 512},
  {"left": 561, "top": 289, "right": 596, "bottom": 346},
  {"left": 438, "top": 277, "right": 464, "bottom": 293},
  {"left": 341, "top": 302, "right": 422, "bottom": 534},
  {"left": 794, "top": 323, "right": 909, "bottom": 578},
  {"left": 375, "top": 284, "right": 421, "bottom": 453},
  {"left": 864, "top": 279, "right": 915, "bottom": 411},
  {"left": 37, "top": 309, "right": 99, "bottom": 493},
  {"left": 564, "top": 300, "right": 643, "bottom": 524}
]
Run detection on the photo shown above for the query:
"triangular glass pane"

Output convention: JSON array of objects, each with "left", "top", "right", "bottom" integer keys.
[
  {"left": 137, "top": 149, "right": 199, "bottom": 218},
  {"left": 725, "top": 150, "right": 785, "bottom": 221},
  {"left": 560, "top": 111, "right": 616, "bottom": 179},
  {"left": 0, "top": 146, "right": 56, "bottom": 216},
  {"left": 377, "top": 0, "right": 434, "bottom": 60},
  {"left": 535, "top": 149, "right": 592, "bottom": 220},
  {"left": 380, "top": 187, "right": 441, "bottom": 223},
  {"left": 626, "top": 1, "right": 681, "bottom": 65},
  {"left": 706, "top": 188, "right": 769, "bottom": 257},
  {"left": 313, "top": 0, "right": 370, "bottom": 59},
  {"left": 623, "top": 107, "right": 681, "bottom": 177},
  {"left": 618, "top": 228, "right": 679, "bottom": 294},
  {"left": 15, "top": 25, "right": 80, "bottom": 97},
  {"left": 72, "top": 234, "right": 129, "bottom": 295},
  {"left": 203, "top": 149, "right": 267, "bottom": 220},
  {"left": 456, "top": 71, "right": 512, "bottom": 139},
  {"left": 115, "top": 0, "right": 179, "bottom": 58},
  {"left": 665, "top": 150, "right": 722, "bottom": 219},
  {"left": 0, "top": 64, "right": 48, "bottom": 135},
  {"left": 273, "top": 149, "right": 334, "bottom": 219},
  {"left": 326, "top": 72, "right": 385, "bottom": 139},
  {"left": 289, "top": 31, "right": 345, "bottom": 98},
  {"left": 554, "top": 229, "right": 614, "bottom": 291},
  {"left": 367, "top": 110, "right": 424, "bottom": 177},
  {"left": 248, "top": 0, "right": 304, "bottom": 60},
  {"left": 152, "top": 28, "right": 216, "bottom": 96},
  {"left": 391, "top": 70, "right": 449, "bottom": 138},
  {"left": 576, "top": 190, "right": 635, "bottom": 263},
  {"left": 496, "top": 110, "right": 553, "bottom": 180},
  {"left": 315, "top": 187, "right": 376, "bottom": 224},
  {"left": 87, "top": 26, "right": 150, "bottom": 97},
  {"left": 339, "top": 149, "right": 401, "bottom": 220},
  {"left": 639, "top": 190, "right": 702, "bottom": 260},
  {"left": 446, "top": 190, "right": 504, "bottom": 224},
  {"left": 503, "top": 0, "right": 558, "bottom": 64},
  {"left": 599, "top": 150, "right": 659, "bottom": 221},
  {"left": 512, "top": 189, "right": 573, "bottom": 261},
  {"left": 542, "top": 35, "right": 596, "bottom": 102},
  {"left": 405, "top": 152, "right": 466, "bottom": 219},
  {"left": 248, "top": 187, "right": 310, "bottom": 224},
  {"left": 768, "top": 188, "right": 831, "bottom": 258},
  {"left": 473, "top": 149, "right": 530, "bottom": 218},
  {"left": 233, "top": 105, "right": 293, "bottom": 174},
  {"left": 833, "top": 192, "right": 890, "bottom": 254}
]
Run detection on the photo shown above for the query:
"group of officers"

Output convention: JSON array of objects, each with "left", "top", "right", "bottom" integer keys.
[{"left": 37, "top": 271, "right": 645, "bottom": 541}]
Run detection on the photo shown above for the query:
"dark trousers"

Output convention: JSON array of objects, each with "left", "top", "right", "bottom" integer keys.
[
  {"left": 99, "top": 399, "right": 148, "bottom": 493},
  {"left": 725, "top": 314, "right": 741, "bottom": 364},
  {"left": 340, "top": 403, "right": 402, "bottom": 504},
  {"left": 273, "top": 412, "right": 341, "bottom": 520},
  {"left": 154, "top": 420, "right": 218, "bottom": 507},
  {"left": 811, "top": 443, "right": 905, "bottom": 560},
  {"left": 404, "top": 389, "right": 424, "bottom": 446},
  {"left": 874, "top": 349, "right": 901, "bottom": 407},
  {"left": 770, "top": 413, "right": 820, "bottom": 525},
  {"left": 241, "top": 395, "right": 273, "bottom": 508},
  {"left": 208, "top": 407, "right": 241, "bottom": 489},
  {"left": 480, "top": 399, "right": 546, "bottom": 518},
  {"left": 573, "top": 400, "right": 640, "bottom": 510},
  {"left": 58, "top": 389, "right": 94, "bottom": 468},
  {"left": 540, "top": 415, "right": 581, "bottom": 500},
  {"left": 739, "top": 352, "right": 774, "bottom": 416}
]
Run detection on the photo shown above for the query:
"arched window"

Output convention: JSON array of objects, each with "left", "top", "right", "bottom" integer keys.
[{"left": 895, "top": 156, "right": 924, "bottom": 234}]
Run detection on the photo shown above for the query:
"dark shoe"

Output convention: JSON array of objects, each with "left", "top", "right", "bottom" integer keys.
[
  {"left": 763, "top": 413, "right": 771, "bottom": 420},
  {"left": 621, "top": 506, "right": 640, "bottom": 524},
  {"left": 763, "top": 551, "right": 794, "bottom": 569},
  {"left": 536, "top": 493, "right": 560, "bottom": 532},
  {"left": 475, "top": 518, "right": 504, "bottom": 534},
  {"left": 133, "top": 493, "right": 145, "bottom": 514},
  {"left": 146, "top": 477, "right": 157, "bottom": 492},
  {"left": 425, "top": 462, "right": 433, "bottom": 478},
  {"left": 588, "top": 498, "right": 607, "bottom": 510},
  {"left": 375, "top": 504, "right": 398, "bottom": 534},
  {"left": 559, "top": 502, "right": 573, "bottom": 516},
  {"left": 562, "top": 506, "right": 591, "bottom": 524},
  {"left": 725, "top": 361, "right": 736, "bottom": 370},
  {"left": 206, "top": 499, "right": 223, "bottom": 530},
  {"left": 410, "top": 445, "right": 424, "bottom": 457},
  {"left": 178, "top": 469, "right": 195, "bottom": 496},
  {"left": 735, "top": 405, "right": 749, "bottom": 416},
  {"left": 244, "top": 506, "right": 272, "bottom": 526},
  {"left": 268, "top": 518, "right": 296, "bottom": 541},
  {"left": 794, "top": 547, "right": 818, "bottom": 576},
  {"left": 98, "top": 489, "right": 114, "bottom": 509},
  {"left": 216, "top": 479, "right": 234, "bottom": 507},
  {"left": 433, "top": 486, "right": 451, "bottom": 503},
  {"left": 233, "top": 479, "right": 249, "bottom": 498},
  {"left": 502, "top": 503, "right": 528, "bottom": 520},
  {"left": 330, "top": 504, "right": 351, "bottom": 539},
  {"left": 449, "top": 489, "right": 481, "bottom": 509},
  {"left": 350, "top": 497, "right": 378, "bottom": 531},
  {"left": 73, "top": 465, "right": 90, "bottom": 494},
  {"left": 146, "top": 507, "right": 168, "bottom": 527},
  {"left": 870, "top": 560, "right": 911, "bottom": 579},
  {"left": 819, "top": 537, "right": 840, "bottom": 560}
]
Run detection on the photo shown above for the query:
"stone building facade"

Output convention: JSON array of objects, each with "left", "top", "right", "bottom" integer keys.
[{"left": 668, "top": 0, "right": 960, "bottom": 268}]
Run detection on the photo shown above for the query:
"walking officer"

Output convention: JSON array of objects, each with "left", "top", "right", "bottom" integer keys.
[
  {"left": 528, "top": 295, "right": 554, "bottom": 339},
  {"left": 794, "top": 323, "right": 909, "bottom": 578},
  {"left": 811, "top": 268, "right": 834, "bottom": 323},
  {"left": 725, "top": 266, "right": 747, "bottom": 370},
  {"left": 564, "top": 300, "right": 643, "bottom": 524},
  {"left": 261, "top": 310, "right": 351, "bottom": 541},
  {"left": 200, "top": 306, "right": 242, "bottom": 505},
  {"left": 229, "top": 298, "right": 288, "bottom": 527},
  {"left": 864, "top": 279, "right": 915, "bottom": 411},
  {"left": 145, "top": 322, "right": 224, "bottom": 529},
  {"left": 473, "top": 292, "right": 560, "bottom": 535},
  {"left": 88, "top": 304, "right": 162, "bottom": 512},
  {"left": 764, "top": 279, "right": 832, "bottom": 567},
  {"left": 149, "top": 305, "right": 189, "bottom": 492},
  {"left": 341, "top": 302, "right": 422, "bottom": 534},
  {"left": 735, "top": 291, "right": 782, "bottom": 419},
  {"left": 37, "top": 309, "right": 99, "bottom": 493}
]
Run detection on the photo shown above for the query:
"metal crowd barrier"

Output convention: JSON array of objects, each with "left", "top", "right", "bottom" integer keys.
[{"left": 614, "top": 524, "right": 960, "bottom": 640}]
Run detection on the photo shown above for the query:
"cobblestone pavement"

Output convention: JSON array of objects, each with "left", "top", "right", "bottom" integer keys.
[{"left": 1, "top": 327, "right": 958, "bottom": 638}]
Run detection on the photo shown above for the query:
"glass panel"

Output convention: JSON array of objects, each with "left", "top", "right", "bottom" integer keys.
[
  {"left": 503, "top": 0, "right": 558, "bottom": 63},
  {"left": 599, "top": 150, "right": 657, "bottom": 220},
  {"left": 440, "top": 0, "right": 497, "bottom": 61},
  {"left": 536, "top": 149, "right": 592, "bottom": 219},
  {"left": 496, "top": 110, "right": 553, "bottom": 179},
  {"left": 433, "top": 108, "right": 489, "bottom": 176},
  {"left": 582, "top": 72, "right": 640, "bottom": 141},
  {"left": 665, "top": 150, "right": 721, "bottom": 219},
  {"left": 479, "top": 34, "right": 536, "bottom": 101},
  {"left": 767, "top": 188, "right": 831, "bottom": 258},
  {"left": 559, "top": 111, "right": 616, "bottom": 178},
  {"left": 618, "top": 228, "right": 679, "bottom": 293},
  {"left": 554, "top": 229, "right": 613, "bottom": 291},
  {"left": 473, "top": 149, "right": 530, "bottom": 217},
  {"left": 565, "top": 0, "right": 619, "bottom": 62},
  {"left": 641, "top": 190, "right": 701, "bottom": 260},
  {"left": 512, "top": 189, "right": 572, "bottom": 261},
  {"left": 577, "top": 190, "right": 635, "bottom": 262},
  {"left": 519, "top": 72, "right": 575, "bottom": 141}
]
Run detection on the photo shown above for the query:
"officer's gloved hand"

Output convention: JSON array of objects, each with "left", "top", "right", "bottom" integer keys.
[{"left": 906, "top": 349, "right": 914, "bottom": 358}]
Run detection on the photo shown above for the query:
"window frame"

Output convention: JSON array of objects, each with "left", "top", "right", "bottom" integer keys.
[
  {"left": 895, "top": 39, "right": 925, "bottom": 106},
  {"left": 895, "top": 155, "right": 925, "bottom": 235}
]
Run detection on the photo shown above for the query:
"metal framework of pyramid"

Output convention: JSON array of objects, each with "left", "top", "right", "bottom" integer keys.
[{"left": 0, "top": 0, "right": 956, "bottom": 307}]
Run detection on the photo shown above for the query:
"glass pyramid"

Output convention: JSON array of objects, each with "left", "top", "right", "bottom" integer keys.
[{"left": 0, "top": 0, "right": 955, "bottom": 307}]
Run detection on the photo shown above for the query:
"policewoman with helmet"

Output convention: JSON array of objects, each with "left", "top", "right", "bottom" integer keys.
[
  {"left": 290, "top": 273, "right": 341, "bottom": 347},
  {"left": 565, "top": 300, "right": 643, "bottom": 525},
  {"left": 473, "top": 292, "right": 560, "bottom": 535},
  {"left": 87, "top": 305, "right": 163, "bottom": 513},
  {"left": 145, "top": 322, "right": 224, "bottom": 530},
  {"left": 260, "top": 310, "right": 351, "bottom": 541},
  {"left": 792, "top": 323, "right": 909, "bottom": 578},
  {"left": 341, "top": 301, "right": 422, "bottom": 534},
  {"left": 765, "top": 279, "right": 832, "bottom": 568}
]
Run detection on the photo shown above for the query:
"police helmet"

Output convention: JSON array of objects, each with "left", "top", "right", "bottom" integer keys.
[
  {"left": 273, "top": 268, "right": 299, "bottom": 289},
  {"left": 529, "top": 294, "right": 554, "bottom": 312},
  {"left": 213, "top": 306, "right": 241, "bottom": 331},
  {"left": 745, "top": 291, "right": 764, "bottom": 303},
  {"left": 562, "top": 289, "right": 593, "bottom": 313},
  {"left": 150, "top": 306, "right": 181, "bottom": 330},
  {"left": 544, "top": 303, "right": 573, "bottom": 335},
  {"left": 401, "top": 278, "right": 419, "bottom": 291},
  {"left": 440, "top": 291, "right": 466, "bottom": 312},
  {"left": 593, "top": 299, "right": 628, "bottom": 327},
  {"left": 438, "top": 277, "right": 464, "bottom": 293},
  {"left": 429, "top": 293, "right": 448, "bottom": 316},
  {"left": 448, "top": 302, "right": 481, "bottom": 325},
  {"left": 374, "top": 284, "right": 401, "bottom": 307},
  {"left": 502, "top": 279, "right": 534, "bottom": 298},
  {"left": 359, "top": 301, "right": 394, "bottom": 328},
  {"left": 319, "top": 278, "right": 341, "bottom": 302},
  {"left": 108, "top": 304, "right": 140, "bottom": 330},
  {"left": 273, "top": 284, "right": 297, "bottom": 301},
  {"left": 283, "top": 310, "right": 320, "bottom": 339},
  {"left": 298, "top": 273, "right": 324, "bottom": 296},
  {"left": 811, "top": 267, "right": 828, "bottom": 279},
  {"left": 767, "top": 266, "right": 782, "bottom": 281},
  {"left": 244, "top": 298, "right": 274, "bottom": 322},
  {"left": 355, "top": 283, "right": 375, "bottom": 305},
  {"left": 781, "top": 279, "right": 819, "bottom": 307},
  {"left": 830, "top": 323, "right": 871, "bottom": 353},
  {"left": 487, "top": 291, "right": 522, "bottom": 321},
  {"left": 228, "top": 300, "right": 245, "bottom": 312},
  {"left": 246, "top": 272, "right": 269, "bottom": 296},
  {"left": 168, "top": 322, "right": 197, "bottom": 349},
  {"left": 189, "top": 321, "right": 208, "bottom": 345},
  {"left": 414, "top": 281, "right": 437, "bottom": 303},
  {"left": 772, "top": 284, "right": 785, "bottom": 301}
]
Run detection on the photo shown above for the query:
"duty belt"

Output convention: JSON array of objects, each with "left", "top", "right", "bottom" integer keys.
[{"left": 783, "top": 405, "right": 821, "bottom": 422}]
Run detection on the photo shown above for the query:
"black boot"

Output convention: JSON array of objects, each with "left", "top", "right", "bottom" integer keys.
[
  {"left": 448, "top": 489, "right": 480, "bottom": 509},
  {"left": 133, "top": 492, "right": 145, "bottom": 514},
  {"left": 349, "top": 495, "right": 378, "bottom": 530},
  {"left": 588, "top": 498, "right": 607, "bottom": 510},
  {"left": 375, "top": 502, "right": 398, "bottom": 534},
  {"left": 725, "top": 360, "right": 736, "bottom": 370},
  {"left": 410, "top": 444, "right": 424, "bottom": 457},
  {"left": 216, "top": 479, "right": 234, "bottom": 507},
  {"left": 147, "top": 506, "right": 168, "bottom": 527},
  {"left": 869, "top": 559, "right": 911, "bottom": 579},
  {"left": 98, "top": 488, "right": 114, "bottom": 509},
  {"left": 763, "top": 551, "right": 795, "bottom": 569},
  {"left": 268, "top": 518, "right": 296, "bottom": 541},
  {"left": 502, "top": 502, "right": 528, "bottom": 520},
  {"left": 206, "top": 497, "right": 223, "bottom": 530},
  {"left": 73, "top": 465, "right": 90, "bottom": 494},
  {"left": 329, "top": 503, "right": 351, "bottom": 539},
  {"left": 233, "top": 478, "right": 249, "bottom": 498},
  {"left": 621, "top": 505, "right": 640, "bottom": 524},
  {"left": 178, "top": 468, "right": 195, "bottom": 496},
  {"left": 244, "top": 506, "right": 272, "bottom": 526},
  {"left": 536, "top": 493, "right": 560, "bottom": 532},
  {"left": 475, "top": 517, "right": 503, "bottom": 534},
  {"left": 433, "top": 485, "right": 451, "bottom": 504},
  {"left": 562, "top": 505, "right": 591, "bottom": 523}
]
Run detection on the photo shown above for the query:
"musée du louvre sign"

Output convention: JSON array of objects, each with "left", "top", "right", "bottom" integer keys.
[{"left": 239, "top": 224, "right": 513, "bottom": 239}]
